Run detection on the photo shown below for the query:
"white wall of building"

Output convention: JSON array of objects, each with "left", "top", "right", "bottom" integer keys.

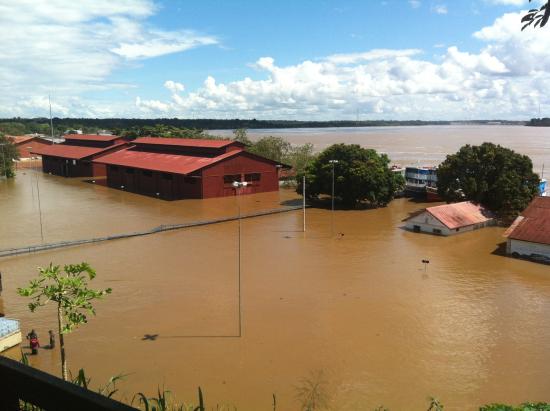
[
  {"left": 405, "top": 211, "right": 492, "bottom": 236},
  {"left": 508, "top": 239, "right": 550, "bottom": 260}
]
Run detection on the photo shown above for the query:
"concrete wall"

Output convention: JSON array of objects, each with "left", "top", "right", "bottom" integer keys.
[{"left": 508, "top": 238, "right": 550, "bottom": 260}]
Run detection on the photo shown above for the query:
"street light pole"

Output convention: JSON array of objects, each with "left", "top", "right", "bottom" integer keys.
[
  {"left": 232, "top": 180, "right": 248, "bottom": 337},
  {"left": 328, "top": 159, "right": 339, "bottom": 236},
  {"left": 303, "top": 175, "right": 306, "bottom": 232},
  {"left": 0, "top": 143, "right": 7, "bottom": 178}
]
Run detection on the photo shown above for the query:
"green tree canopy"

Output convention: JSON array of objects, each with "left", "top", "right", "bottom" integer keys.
[
  {"left": 0, "top": 133, "right": 20, "bottom": 178},
  {"left": 436, "top": 142, "right": 539, "bottom": 219},
  {"left": 248, "top": 136, "right": 292, "bottom": 163},
  {"left": 298, "top": 143, "right": 404, "bottom": 207},
  {"left": 18, "top": 262, "right": 111, "bottom": 380}
]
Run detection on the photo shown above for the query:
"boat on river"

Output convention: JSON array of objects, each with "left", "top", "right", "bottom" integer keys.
[{"left": 0, "top": 317, "right": 22, "bottom": 352}]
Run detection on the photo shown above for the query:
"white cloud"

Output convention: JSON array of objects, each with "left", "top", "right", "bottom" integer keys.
[
  {"left": 485, "top": 0, "right": 528, "bottom": 5},
  {"left": 432, "top": 4, "right": 448, "bottom": 14},
  {"left": 409, "top": 0, "right": 421, "bottom": 8},
  {"left": 0, "top": 0, "right": 217, "bottom": 117},
  {"left": 135, "top": 11, "right": 550, "bottom": 121}
]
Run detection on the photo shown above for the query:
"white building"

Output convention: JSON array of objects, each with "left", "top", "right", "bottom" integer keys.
[
  {"left": 505, "top": 197, "right": 550, "bottom": 263},
  {"left": 404, "top": 201, "right": 494, "bottom": 236}
]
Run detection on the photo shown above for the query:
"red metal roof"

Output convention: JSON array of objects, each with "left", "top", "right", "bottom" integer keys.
[
  {"left": 133, "top": 137, "right": 243, "bottom": 149},
  {"left": 31, "top": 142, "right": 125, "bottom": 160},
  {"left": 94, "top": 147, "right": 244, "bottom": 175},
  {"left": 506, "top": 197, "right": 550, "bottom": 245},
  {"left": 64, "top": 134, "right": 120, "bottom": 142},
  {"left": 9, "top": 136, "right": 34, "bottom": 145},
  {"left": 425, "top": 201, "right": 493, "bottom": 229}
]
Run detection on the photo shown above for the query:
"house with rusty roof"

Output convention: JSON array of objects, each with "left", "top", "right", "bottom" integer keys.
[
  {"left": 404, "top": 201, "right": 495, "bottom": 236},
  {"left": 93, "top": 137, "right": 287, "bottom": 200},
  {"left": 7, "top": 135, "right": 52, "bottom": 159},
  {"left": 31, "top": 134, "right": 127, "bottom": 177},
  {"left": 504, "top": 197, "right": 550, "bottom": 263}
]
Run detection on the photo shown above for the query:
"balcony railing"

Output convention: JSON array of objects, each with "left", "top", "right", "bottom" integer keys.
[{"left": 0, "top": 356, "right": 136, "bottom": 411}]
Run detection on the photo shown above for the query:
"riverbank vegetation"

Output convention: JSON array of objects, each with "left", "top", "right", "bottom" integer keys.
[
  {"left": 298, "top": 143, "right": 404, "bottom": 208},
  {"left": 436, "top": 143, "right": 540, "bottom": 220}
]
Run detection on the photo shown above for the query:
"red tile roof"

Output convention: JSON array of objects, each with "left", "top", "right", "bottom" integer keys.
[
  {"left": 506, "top": 197, "right": 550, "bottom": 245},
  {"left": 94, "top": 147, "right": 244, "bottom": 175},
  {"left": 31, "top": 142, "right": 125, "bottom": 160},
  {"left": 63, "top": 134, "right": 120, "bottom": 142},
  {"left": 425, "top": 201, "right": 494, "bottom": 229},
  {"left": 9, "top": 136, "right": 35, "bottom": 145},
  {"left": 133, "top": 137, "right": 243, "bottom": 149}
]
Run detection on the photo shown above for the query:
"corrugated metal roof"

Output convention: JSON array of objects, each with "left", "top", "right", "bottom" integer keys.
[
  {"left": 506, "top": 197, "right": 550, "bottom": 245},
  {"left": 64, "top": 134, "right": 120, "bottom": 142},
  {"left": 9, "top": 136, "right": 34, "bottom": 145},
  {"left": 94, "top": 147, "right": 244, "bottom": 175},
  {"left": 133, "top": 137, "right": 243, "bottom": 149},
  {"left": 426, "top": 201, "right": 493, "bottom": 229},
  {"left": 31, "top": 142, "right": 125, "bottom": 160}
]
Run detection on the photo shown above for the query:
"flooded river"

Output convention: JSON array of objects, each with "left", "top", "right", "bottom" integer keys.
[
  {"left": 1, "top": 126, "right": 550, "bottom": 410},
  {"left": 215, "top": 124, "right": 550, "bottom": 171}
]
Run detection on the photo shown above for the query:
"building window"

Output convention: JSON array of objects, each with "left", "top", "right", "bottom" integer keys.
[
  {"left": 433, "top": 228, "right": 442, "bottom": 235},
  {"left": 184, "top": 177, "right": 197, "bottom": 184},
  {"left": 161, "top": 173, "right": 173, "bottom": 180},
  {"left": 224, "top": 174, "right": 241, "bottom": 184},
  {"left": 456, "top": 228, "right": 460, "bottom": 232},
  {"left": 110, "top": 165, "right": 119, "bottom": 171},
  {"left": 126, "top": 168, "right": 134, "bottom": 174},
  {"left": 142, "top": 170, "right": 152, "bottom": 177},
  {"left": 413, "top": 225, "right": 421, "bottom": 233},
  {"left": 245, "top": 173, "right": 261, "bottom": 182}
]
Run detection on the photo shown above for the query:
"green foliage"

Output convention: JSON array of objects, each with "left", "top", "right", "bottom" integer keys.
[
  {"left": 0, "top": 133, "right": 19, "bottom": 178},
  {"left": 116, "top": 125, "right": 218, "bottom": 140},
  {"left": 248, "top": 136, "right": 292, "bottom": 163},
  {"left": 232, "top": 128, "right": 252, "bottom": 146},
  {"left": 17, "top": 262, "right": 112, "bottom": 334},
  {"left": 427, "top": 397, "right": 444, "bottom": 411},
  {"left": 135, "top": 387, "right": 206, "bottom": 411},
  {"left": 481, "top": 403, "right": 550, "bottom": 411},
  {"left": 521, "top": 1, "right": 550, "bottom": 30},
  {"left": 436, "top": 142, "right": 539, "bottom": 220},
  {"left": 299, "top": 143, "right": 404, "bottom": 207},
  {"left": 0, "top": 121, "right": 27, "bottom": 135}
]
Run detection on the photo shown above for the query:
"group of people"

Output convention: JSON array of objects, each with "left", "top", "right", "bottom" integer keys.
[{"left": 26, "top": 330, "right": 55, "bottom": 355}]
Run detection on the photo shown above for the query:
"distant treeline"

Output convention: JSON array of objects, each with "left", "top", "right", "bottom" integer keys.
[
  {"left": 0, "top": 117, "right": 526, "bottom": 135},
  {"left": 527, "top": 117, "right": 550, "bottom": 127}
]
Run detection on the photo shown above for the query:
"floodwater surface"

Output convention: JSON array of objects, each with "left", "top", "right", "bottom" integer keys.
[
  {"left": 214, "top": 124, "right": 550, "bottom": 171},
  {"left": 1, "top": 126, "right": 550, "bottom": 410}
]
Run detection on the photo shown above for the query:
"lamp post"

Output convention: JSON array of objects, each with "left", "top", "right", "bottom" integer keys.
[
  {"left": 232, "top": 180, "right": 248, "bottom": 337},
  {"left": 328, "top": 159, "right": 339, "bottom": 236}
]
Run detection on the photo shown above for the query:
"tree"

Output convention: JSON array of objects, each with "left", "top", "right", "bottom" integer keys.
[
  {"left": 299, "top": 143, "right": 404, "bottom": 207},
  {"left": 436, "top": 143, "right": 539, "bottom": 220},
  {"left": 232, "top": 128, "right": 253, "bottom": 146},
  {"left": 248, "top": 136, "right": 292, "bottom": 163},
  {"left": 0, "top": 133, "right": 19, "bottom": 178},
  {"left": 522, "top": 1, "right": 550, "bottom": 30},
  {"left": 17, "top": 262, "right": 112, "bottom": 381},
  {"left": 287, "top": 143, "right": 315, "bottom": 176}
]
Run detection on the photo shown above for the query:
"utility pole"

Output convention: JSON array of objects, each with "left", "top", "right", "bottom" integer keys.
[
  {"left": 328, "top": 160, "right": 339, "bottom": 236},
  {"left": 232, "top": 180, "right": 248, "bottom": 337},
  {"left": 49, "top": 95, "right": 54, "bottom": 144},
  {"left": 302, "top": 175, "right": 306, "bottom": 232}
]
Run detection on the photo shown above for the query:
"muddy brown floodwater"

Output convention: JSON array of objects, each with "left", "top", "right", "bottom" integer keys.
[{"left": 1, "top": 126, "right": 550, "bottom": 410}]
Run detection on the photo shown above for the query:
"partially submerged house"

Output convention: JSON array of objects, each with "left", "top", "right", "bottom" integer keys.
[
  {"left": 404, "top": 201, "right": 495, "bottom": 236},
  {"left": 31, "top": 134, "right": 126, "bottom": 177},
  {"left": 7, "top": 135, "right": 52, "bottom": 159},
  {"left": 93, "top": 137, "right": 285, "bottom": 200},
  {"left": 504, "top": 197, "right": 550, "bottom": 263}
]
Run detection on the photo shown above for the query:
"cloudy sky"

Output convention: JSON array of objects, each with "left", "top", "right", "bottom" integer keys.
[{"left": 0, "top": 0, "right": 548, "bottom": 120}]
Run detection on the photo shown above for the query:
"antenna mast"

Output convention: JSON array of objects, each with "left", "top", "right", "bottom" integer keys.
[{"left": 49, "top": 95, "right": 54, "bottom": 144}]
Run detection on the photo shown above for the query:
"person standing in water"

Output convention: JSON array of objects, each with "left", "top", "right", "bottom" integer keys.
[
  {"left": 27, "top": 330, "right": 40, "bottom": 355},
  {"left": 48, "top": 330, "right": 55, "bottom": 349}
]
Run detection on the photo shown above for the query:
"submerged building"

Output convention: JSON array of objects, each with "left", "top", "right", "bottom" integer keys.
[
  {"left": 31, "top": 134, "right": 127, "bottom": 177},
  {"left": 7, "top": 135, "right": 52, "bottom": 159},
  {"left": 505, "top": 197, "right": 550, "bottom": 263},
  {"left": 404, "top": 201, "right": 494, "bottom": 236},
  {"left": 94, "top": 137, "right": 285, "bottom": 200}
]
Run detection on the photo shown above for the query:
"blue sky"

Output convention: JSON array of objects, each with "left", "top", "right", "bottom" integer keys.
[{"left": 0, "top": 0, "right": 548, "bottom": 120}]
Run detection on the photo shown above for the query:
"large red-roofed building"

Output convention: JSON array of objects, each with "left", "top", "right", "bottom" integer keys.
[
  {"left": 31, "top": 134, "right": 126, "bottom": 177},
  {"left": 7, "top": 135, "right": 52, "bottom": 159},
  {"left": 93, "top": 137, "right": 285, "bottom": 200}
]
